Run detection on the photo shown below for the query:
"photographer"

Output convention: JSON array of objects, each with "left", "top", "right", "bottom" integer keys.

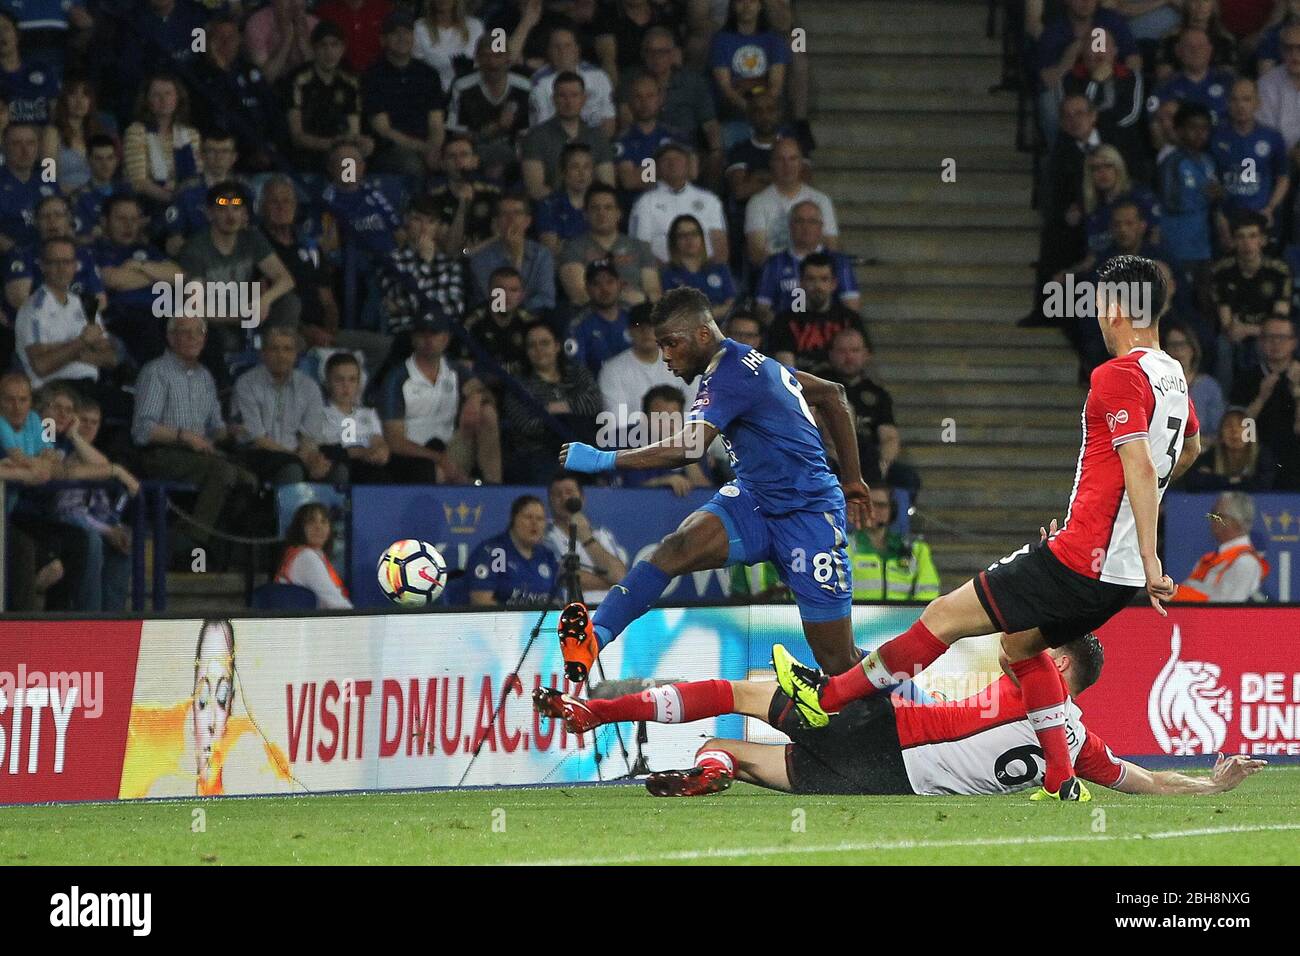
[{"left": 542, "top": 473, "right": 627, "bottom": 603}]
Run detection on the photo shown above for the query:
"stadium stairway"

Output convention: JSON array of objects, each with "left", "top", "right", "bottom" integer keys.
[{"left": 802, "top": 0, "right": 1083, "bottom": 592}]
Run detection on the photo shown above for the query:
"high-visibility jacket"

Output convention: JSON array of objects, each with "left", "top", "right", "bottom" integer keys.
[
  {"left": 849, "top": 531, "right": 940, "bottom": 602},
  {"left": 1173, "top": 542, "right": 1270, "bottom": 602}
]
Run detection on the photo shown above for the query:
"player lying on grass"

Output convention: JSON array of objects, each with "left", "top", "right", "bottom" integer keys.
[
  {"left": 771, "top": 255, "right": 1202, "bottom": 802},
  {"left": 532, "top": 632, "right": 1266, "bottom": 799}
]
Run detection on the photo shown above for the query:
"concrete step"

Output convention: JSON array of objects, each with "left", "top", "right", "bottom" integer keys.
[
  {"left": 816, "top": 169, "right": 1031, "bottom": 204},
  {"left": 844, "top": 227, "right": 1037, "bottom": 267},
  {"left": 920, "top": 505, "right": 1071, "bottom": 532},
  {"left": 802, "top": 2, "right": 990, "bottom": 38},
  {"left": 905, "top": 443, "right": 1080, "bottom": 469},
  {"left": 166, "top": 571, "right": 244, "bottom": 595},
  {"left": 894, "top": 403, "right": 1079, "bottom": 429},
  {"left": 813, "top": 145, "right": 1032, "bottom": 174},
  {"left": 872, "top": 344, "right": 1071, "bottom": 367},
  {"left": 919, "top": 485, "right": 1071, "bottom": 510},
  {"left": 816, "top": 111, "right": 1020, "bottom": 149},
  {"left": 899, "top": 422, "right": 1081, "bottom": 445},
  {"left": 814, "top": 33, "right": 1000, "bottom": 56},
  {"left": 856, "top": 262, "right": 1034, "bottom": 288},
  {"left": 889, "top": 380, "right": 1082, "bottom": 409},
  {"left": 812, "top": 54, "right": 999, "bottom": 92},
  {"left": 817, "top": 90, "right": 1016, "bottom": 113},
  {"left": 839, "top": 201, "right": 1038, "bottom": 230},
  {"left": 869, "top": 316, "right": 1062, "bottom": 344},
  {"left": 875, "top": 362, "right": 1077, "bottom": 385}
]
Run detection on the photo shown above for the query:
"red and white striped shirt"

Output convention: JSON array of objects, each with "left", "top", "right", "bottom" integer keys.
[
  {"left": 1047, "top": 347, "right": 1199, "bottom": 586},
  {"left": 893, "top": 677, "right": 1126, "bottom": 795}
]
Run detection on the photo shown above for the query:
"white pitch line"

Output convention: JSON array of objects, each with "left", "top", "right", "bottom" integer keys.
[{"left": 518, "top": 822, "right": 1300, "bottom": 866}]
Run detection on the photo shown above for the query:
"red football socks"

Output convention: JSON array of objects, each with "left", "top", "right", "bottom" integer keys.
[
  {"left": 588, "top": 679, "right": 735, "bottom": 725},
  {"left": 821, "top": 620, "right": 949, "bottom": 713},
  {"left": 1012, "top": 652, "right": 1072, "bottom": 793}
]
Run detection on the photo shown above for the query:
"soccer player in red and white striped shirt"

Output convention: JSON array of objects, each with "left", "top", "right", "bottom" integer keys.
[{"left": 774, "top": 255, "right": 1203, "bottom": 801}]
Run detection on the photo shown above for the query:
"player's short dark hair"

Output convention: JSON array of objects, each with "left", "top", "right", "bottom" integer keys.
[
  {"left": 584, "top": 182, "right": 618, "bottom": 208},
  {"left": 643, "top": 384, "right": 686, "bottom": 414},
  {"left": 553, "top": 70, "right": 585, "bottom": 91},
  {"left": 324, "top": 351, "right": 361, "bottom": 377},
  {"left": 1230, "top": 209, "right": 1268, "bottom": 235},
  {"left": 1173, "top": 100, "right": 1213, "bottom": 128},
  {"left": 1093, "top": 254, "right": 1168, "bottom": 324},
  {"left": 799, "top": 251, "right": 837, "bottom": 277},
  {"left": 1061, "top": 633, "right": 1104, "bottom": 693},
  {"left": 651, "top": 286, "right": 713, "bottom": 329}
]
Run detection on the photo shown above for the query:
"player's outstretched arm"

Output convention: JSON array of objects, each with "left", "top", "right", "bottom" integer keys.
[
  {"left": 559, "top": 420, "right": 720, "bottom": 473},
  {"left": 1110, "top": 754, "right": 1267, "bottom": 796},
  {"left": 794, "top": 371, "right": 873, "bottom": 527},
  {"left": 1116, "top": 438, "right": 1175, "bottom": 614}
]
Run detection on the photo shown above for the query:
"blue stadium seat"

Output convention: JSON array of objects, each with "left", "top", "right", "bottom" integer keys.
[{"left": 250, "top": 582, "right": 319, "bottom": 610}]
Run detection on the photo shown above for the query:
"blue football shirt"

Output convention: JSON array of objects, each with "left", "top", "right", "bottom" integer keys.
[
  {"left": 686, "top": 338, "right": 841, "bottom": 515},
  {"left": 467, "top": 531, "right": 558, "bottom": 606}
]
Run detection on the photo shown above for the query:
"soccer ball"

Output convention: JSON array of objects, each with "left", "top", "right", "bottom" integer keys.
[{"left": 377, "top": 540, "right": 447, "bottom": 606}]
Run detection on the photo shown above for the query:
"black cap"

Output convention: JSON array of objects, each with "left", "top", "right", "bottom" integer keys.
[
  {"left": 206, "top": 180, "right": 250, "bottom": 208},
  {"left": 411, "top": 307, "right": 451, "bottom": 334},
  {"left": 584, "top": 258, "right": 619, "bottom": 283},
  {"left": 382, "top": 10, "right": 415, "bottom": 33},
  {"left": 311, "top": 21, "right": 345, "bottom": 45}
]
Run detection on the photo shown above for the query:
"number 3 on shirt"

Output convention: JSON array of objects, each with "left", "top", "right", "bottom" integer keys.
[{"left": 780, "top": 366, "right": 817, "bottom": 427}]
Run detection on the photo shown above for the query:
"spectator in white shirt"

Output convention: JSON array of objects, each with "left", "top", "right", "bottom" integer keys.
[
  {"left": 628, "top": 142, "right": 728, "bottom": 264},
  {"left": 414, "top": 0, "right": 484, "bottom": 94},
  {"left": 744, "top": 137, "right": 839, "bottom": 268},
  {"left": 598, "top": 302, "right": 696, "bottom": 430},
  {"left": 1174, "top": 491, "right": 1270, "bottom": 603},
  {"left": 275, "top": 502, "right": 352, "bottom": 608},
  {"left": 319, "top": 351, "right": 390, "bottom": 483},
  {"left": 529, "top": 26, "right": 616, "bottom": 136},
  {"left": 1258, "top": 24, "right": 1300, "bottom": 153},
  {"left": 15, "top": 237, "right": 118, "bottom": 391},
  {"left": 542, "top": 473, "right": 627, "bottom": 604}
]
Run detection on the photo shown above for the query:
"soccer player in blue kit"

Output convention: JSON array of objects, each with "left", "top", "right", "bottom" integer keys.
[{"left": 557, "top": 287, "right": 873, "bottom": 682}]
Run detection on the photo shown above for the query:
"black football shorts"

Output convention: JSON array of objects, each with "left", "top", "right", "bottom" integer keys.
[{"left": 768, "top": 689, "right": 913, "bottom": 796}]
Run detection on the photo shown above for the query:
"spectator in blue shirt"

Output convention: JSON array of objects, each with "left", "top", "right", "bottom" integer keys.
[
  {"left": 93, "top": 193, "right": 180, "bottom": 366},
  {"left": 709, "top": 0, "right": 791, "bottom": 149},
  {"left": 1212, "top": 78, "right": 1289, "bottom": 240},
  {"left": 1148, "top": 28, "right": 1234, "bottom": 150},
  {"left": 0, "top": 12, "right": 59, "bottom": 125},
  {"left": 660, "top": 213, "right": 735, "bottom": 313},
  {"left": 565, "top": 259, "right": 631, "bottom": 375},
  {"left": 1158, "top": 101, "right": 1222, "bottom": 274},
  {"left": 755, "top": 199, "right": 858, "bottom": 324},
  {"left": 0, "top": 121, "right": 58, "bottom": 255},
  {"left": 1036, "top": 0, "right": 1141, "bottom": 145},
  {"left": 320, "top": 137, "right": 402, "bottom": 272},
  {"left": 5, "top": 193, "right": 104, "bottom": 315},
  {"left": 536, "top": 141, "right": 592, "bottom": 257},
  {"left": 615, "top": 72, "right": 686, "bottom": 200},
  {"left": 467, "top": 494, "right": 559, "bottom": 607},
  {"left": 468, "top": 191, "right": 555, "bottom": 314},
  {"left": 70, "top": 134, "right": 128, "bottom": 240}
]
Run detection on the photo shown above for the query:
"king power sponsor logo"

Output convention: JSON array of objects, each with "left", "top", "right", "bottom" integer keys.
[{"left": 1148, "top": 624, "right": 1300, "bottom": 756}]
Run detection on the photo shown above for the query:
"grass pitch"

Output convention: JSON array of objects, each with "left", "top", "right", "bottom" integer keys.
[{"left": 3, "top": 767, "right": 1298, "bottom": 865}]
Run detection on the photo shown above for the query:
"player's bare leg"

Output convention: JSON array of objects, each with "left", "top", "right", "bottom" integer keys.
[
  {"left": 801, "top": 616, "right": 861, "bottom": 675},
  {"left": 560, "top": 510, "right": 730, "bottom": 682}
]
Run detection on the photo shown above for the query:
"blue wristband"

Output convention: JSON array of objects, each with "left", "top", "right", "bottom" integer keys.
[{"left": 566, "top": 442, "right": 617, "bottom": 473}]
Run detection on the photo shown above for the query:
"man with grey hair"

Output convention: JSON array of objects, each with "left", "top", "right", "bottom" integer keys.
[
  {"left": 133, "top": 314, "right": 258, "bottom": 561},
  {"left": 1174, "top": 491, "right": 1269, "bottom": 602},
  {"left": 232, "top": 324, "right": 341, "bottom": 485},
  {"left": 1257, "top": 23, "right": 1300, "bottom": 154}
]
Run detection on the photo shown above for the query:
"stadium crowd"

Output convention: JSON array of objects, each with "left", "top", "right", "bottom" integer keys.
[
  {"left": 0, "top": 0, "right": 931, "bottom": 611},
  {"left": 1022, "top": 0, "right": 1300, "bottom": 494}
]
